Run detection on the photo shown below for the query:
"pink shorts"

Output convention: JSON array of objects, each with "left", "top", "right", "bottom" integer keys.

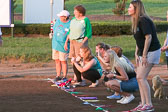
[{"left": 52, "top": 49, "right": 68, "bottom": 61}]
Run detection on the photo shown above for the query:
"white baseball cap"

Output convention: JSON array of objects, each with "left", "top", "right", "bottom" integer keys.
[{"left": 57, "top": 10, "right": 70, "bottom": 17}]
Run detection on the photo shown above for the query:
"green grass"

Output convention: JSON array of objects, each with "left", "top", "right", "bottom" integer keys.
[
  {"left": 1, "top": 32, "right": 166, "bottom": 63},
  {"left": 15, "top": 0, "right": 168, "bottom": 19}
]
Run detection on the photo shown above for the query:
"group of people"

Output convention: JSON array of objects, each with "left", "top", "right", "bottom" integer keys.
[{"left": 51, "top": 0, "right": 167, "bottom": 111}]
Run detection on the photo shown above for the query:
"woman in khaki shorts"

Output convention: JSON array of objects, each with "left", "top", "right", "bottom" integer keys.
[
  {"left": 64, "top": 5, "right": 92, "bottom": 82},
  {"left": 51, "top": 10, "right": 71, "bottom": 81}
]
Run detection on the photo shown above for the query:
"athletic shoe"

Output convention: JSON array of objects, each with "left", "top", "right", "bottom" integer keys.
[
  {"left": 117, "top": 97, "right": 126, "bottom": 103},
  {"left": 130, "top": 104, "right": 143, "bottom": 112},
  {"left": 61, "top": 77, "right": 68, "bottom": 82},
  {"left": 54, "top": 76, "right": 61, "bottom": 81},
  {"left": 89, "top": 80, "right": 99, "bottom": 88},
  {"left": 107, "top": 94, "right": 121, "bottom": 99},
  {"left": 137, "top": 104, "right": 154, "bottom": 112},
  {"left": 120, "top": 94, "right": 135, "bottom": 104}
]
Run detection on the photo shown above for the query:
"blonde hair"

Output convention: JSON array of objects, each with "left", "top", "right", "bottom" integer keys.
[
  {"left": 80, "top": 45, "right": 94, "bottom": 62},
  {"left": 130, "top": 0, "right": 150, "bottom": 33},
  {"left": 106, "top": 50, "right": 123, "bottom": 72}
]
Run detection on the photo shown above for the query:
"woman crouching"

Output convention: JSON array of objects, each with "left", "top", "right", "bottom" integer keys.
[
  {"left": 104, "top": 50, "right": 139, "bottom": 104},
  {"left": 71, "top": 45, "right": 102, "bottom": 87}
]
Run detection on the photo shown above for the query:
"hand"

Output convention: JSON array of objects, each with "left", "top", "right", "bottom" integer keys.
[
  {"left": 142, "top": 57, "right": 148, "bottom": 66},
  {"left": 161, "top": 46, "right": 166, "bottom": 52},
  {"left": 71, "top": 57, "right": 76, "bottom": 63},
  {"left": 76, "top": 56, "right": 81, "bottom": 62},
  {"left": 49, "top": 33, "right": 53, "bottom": 39},
  {"left": 64, "top": 43, "right": 68, "bottom": 51},
  {"left": 135, "top": 54, "right": 139, "bottom": 67}
]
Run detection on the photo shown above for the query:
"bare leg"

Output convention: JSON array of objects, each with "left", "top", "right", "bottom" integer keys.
[
  {"left": 136, "top": 63, "right": 153, "bottom": 106},
  {"left": 61, "top": 61, "right": 68, "bottom": 78},
  {"left": 55, "top": 59, "right": 61, "bottom": 77}
]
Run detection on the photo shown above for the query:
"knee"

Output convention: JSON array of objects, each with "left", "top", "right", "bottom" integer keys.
[
  {"left": 55, "top": 59, "right": 60, "bottom": 63},
  {"left": 61, "top": 61, "right": 67, "bottom": 64},
  {"left": 105, "top": 81, "right": 115, "bottom": 88}
]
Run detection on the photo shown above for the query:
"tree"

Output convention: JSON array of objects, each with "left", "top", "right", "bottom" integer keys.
[{"left": 112, "top": 0, "right": 127, "bottom": 16}]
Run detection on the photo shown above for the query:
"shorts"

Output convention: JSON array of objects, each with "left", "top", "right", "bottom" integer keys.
[
  {"left": 120, "top": 77, "right": 139, "bottom": 92},
  {"left": 139, "top": 48, "right": 161, "bottom": 64},
  {"left": 52, "top": 49, "right": 68, "bottom": 61},
  {"left": 69, "top": 40, "right": 88, "bottom": 58}
]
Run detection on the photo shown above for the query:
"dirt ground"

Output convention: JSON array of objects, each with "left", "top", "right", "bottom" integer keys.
[
  {"left": 1, "top": 14, "right": 167, "bottom": 112},
  {"left": 0, "top": 61, "right": 168, "bottom": 112}
]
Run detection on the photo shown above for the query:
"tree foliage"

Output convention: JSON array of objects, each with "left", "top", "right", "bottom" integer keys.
[{"left": 112, "top": 0, "right": 127, "bottom": 15}]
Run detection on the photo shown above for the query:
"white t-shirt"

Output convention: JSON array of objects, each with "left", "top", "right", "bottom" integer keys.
[{"left": 0, "top": 27, "right": 2, "bottom": 36}]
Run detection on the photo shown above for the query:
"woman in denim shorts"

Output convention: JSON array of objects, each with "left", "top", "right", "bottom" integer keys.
[
  {"left": 128, "top": 0, "right": 161, "bottom": 111},
  {"left": 104, "top": 50, "right": 139, "bottom": 104}
]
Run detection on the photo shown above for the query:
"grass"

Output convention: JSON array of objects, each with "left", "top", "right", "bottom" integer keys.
[
  {"left": 1, "top": 32, "right": 166, "bottom": 63},
  {"left": 14, "top": 0, "right": 168, "bottom": 20}
]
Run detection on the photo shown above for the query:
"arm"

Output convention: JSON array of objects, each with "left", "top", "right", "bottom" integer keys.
[
  {"left": 135, "top": 45, "right": 139, "bottom": 66},
  {"left": 82, "top": 37, "right": 88, "bottom": 44},
  {"left": 97, "top": 55, "right": 110, "bottom": 68},
  {"left": 83, "top": 17, "right": 92, "bottom": 44},
  {"left": 161, "top": 38, "right": 168, "bottom": 52},
  {"left": 64, "top": 35, "right": 69, "bottom": 51},
  {"left": 73, "top": 58, "right": 96, "bottom": 73},
  {"left": 107, "top": 66, "right": 129, "bottom": 81},
  {"left": 142, "top": 34, "right": 152, "bottom": 66}
]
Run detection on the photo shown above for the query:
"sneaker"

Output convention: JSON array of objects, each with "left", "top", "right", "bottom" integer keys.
[
  {"left": 107, "top": 94, "right": 121, "bottom": 99},
  {"left": 137, "top": 104, "right": 154, "bottom": 112},
  {"left": 61, "top": 77, "right": 67, "bottom": 82},
  {"left": 54, "top": 76, "right": 61, "bottom": 81},
  {"left": 89, "top": 80, "right": 99, "bottom": 88},
  {"left": 130, "top": 104, "right": 143, "bottom": 112},
  {"left": 117, "top": 97, "right": 126, "bottom": 103},
  {"left": 120, "top": 94, "right": 135, "bottom": 104}
]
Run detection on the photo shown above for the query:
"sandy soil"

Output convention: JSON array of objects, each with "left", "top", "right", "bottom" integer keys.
[{"left": 0, "top": 61, "right": 168, "bottom": 112}]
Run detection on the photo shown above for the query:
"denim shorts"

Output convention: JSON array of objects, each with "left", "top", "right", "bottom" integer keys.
[
  {"left": 120, "top": 77, "right": 139, "bottom": 92},
  {"left": 139, "top": 48, "right": 161, "bottom": 64}
]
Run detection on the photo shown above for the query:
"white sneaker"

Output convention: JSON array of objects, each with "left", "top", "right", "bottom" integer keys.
[
  {"left": 120, "top": 94, "right": 135, "bottom": 104},
  {"left": 89, "top": 80, "right": 99, "bottom": 88},
  {"left": 117, "top": 97, "right": 126, "bottom": 103}
]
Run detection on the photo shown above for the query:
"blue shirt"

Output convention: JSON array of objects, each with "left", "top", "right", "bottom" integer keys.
[{"left": 52, "top": 19, "right": 70, "bottom": 53}]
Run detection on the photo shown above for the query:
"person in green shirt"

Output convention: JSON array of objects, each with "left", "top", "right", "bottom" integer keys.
[{"left": 64, "top": 4, "right": 92, "bottom": 82}]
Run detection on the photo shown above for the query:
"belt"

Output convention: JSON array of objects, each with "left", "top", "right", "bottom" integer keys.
[{"left": 76, "top": 37, "right": 84, "bottom": 40}]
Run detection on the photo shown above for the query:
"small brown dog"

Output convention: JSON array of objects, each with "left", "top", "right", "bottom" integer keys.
[{"left": 152, "top": 75, "right": 164, "bottom": 99}]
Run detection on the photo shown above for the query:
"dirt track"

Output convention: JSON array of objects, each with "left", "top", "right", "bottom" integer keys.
[{"left": 0, "top": 61, "right": 168, "bottom": 112}]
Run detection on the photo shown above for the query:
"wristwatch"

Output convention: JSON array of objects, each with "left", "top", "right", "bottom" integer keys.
[{"left": 113, "top": 74, "right": 116, "bottom": 78}]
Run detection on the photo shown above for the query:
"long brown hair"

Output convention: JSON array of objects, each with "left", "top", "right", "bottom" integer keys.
[
  {"left": 80, "top": 45, "right": 94, "bottom": 62},
  {"left": 130, "top": 0, "right": 150, "bottom": 33}
]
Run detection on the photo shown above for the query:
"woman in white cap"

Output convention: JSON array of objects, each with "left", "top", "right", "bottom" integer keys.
[{"left": 51, "top": 10, "right": 71, "bottom": 81}]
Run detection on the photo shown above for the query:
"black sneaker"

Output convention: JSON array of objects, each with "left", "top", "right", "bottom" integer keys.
[{"left": 54, "top": 76, "right": 61, "bottom": 82}]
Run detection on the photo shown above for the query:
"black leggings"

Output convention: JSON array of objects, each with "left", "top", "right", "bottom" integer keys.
[{"left": 73, "top": 64, "right": 101, "bottom": 83}]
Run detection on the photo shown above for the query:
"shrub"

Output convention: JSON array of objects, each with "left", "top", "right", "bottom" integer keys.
[{"left": 1, "top": 21, "right": 167, "bottom": 36}]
